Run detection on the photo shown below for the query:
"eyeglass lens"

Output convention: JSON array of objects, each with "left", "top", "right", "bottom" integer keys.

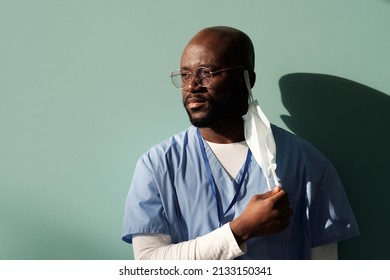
[{"left": 171, "top": 67, "right": 212, "bottom": 89}]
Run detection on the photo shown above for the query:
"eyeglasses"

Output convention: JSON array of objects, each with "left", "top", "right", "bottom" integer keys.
[{"left": 170, "top": 66, "right": 245, "bottom": 89}]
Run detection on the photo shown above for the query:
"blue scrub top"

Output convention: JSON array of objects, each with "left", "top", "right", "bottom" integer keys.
[{"left": 122, "top": 125, "right": 360, "bottom": 259}]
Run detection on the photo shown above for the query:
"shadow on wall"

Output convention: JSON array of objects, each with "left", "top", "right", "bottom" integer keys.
[{"left": 279, "top": 73, "right": 390, "bottom": 260}]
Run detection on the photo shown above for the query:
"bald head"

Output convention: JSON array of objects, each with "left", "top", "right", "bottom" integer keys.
[{"left": 184, "top": 26, "right": 255, "bottom": 71}]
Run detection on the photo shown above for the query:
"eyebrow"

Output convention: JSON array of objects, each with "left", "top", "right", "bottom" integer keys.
[{"left": 180, "top": 64, "right": 217, "bottom": 71}]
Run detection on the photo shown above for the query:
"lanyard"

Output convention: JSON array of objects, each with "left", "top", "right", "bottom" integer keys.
[{"left": 196, "top": 128, "right": 252, "bottom": 225}]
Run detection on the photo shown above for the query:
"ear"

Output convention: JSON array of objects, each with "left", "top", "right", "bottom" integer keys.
[{"left": 249, "top": 70, "right": 256, "bottom": 88}]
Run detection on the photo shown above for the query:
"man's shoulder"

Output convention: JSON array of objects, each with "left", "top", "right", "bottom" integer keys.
[
  {"left": 142, "top": 126, "right": 196, "bottom": 159},
  {"left": 271, "top": 124, "right": 307, "bottom": 145},
  {"left": 271, "top": 124, "right": 328, "bottom": 161}
]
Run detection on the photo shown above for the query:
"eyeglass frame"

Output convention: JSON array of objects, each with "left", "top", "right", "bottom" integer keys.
[{"left": 170, "top": 65, "right": 246, "bottom": 89}]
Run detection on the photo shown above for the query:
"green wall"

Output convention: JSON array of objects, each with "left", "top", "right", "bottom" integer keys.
[{"left": 1, "top": 0, "right": 389, "bottom": 259}]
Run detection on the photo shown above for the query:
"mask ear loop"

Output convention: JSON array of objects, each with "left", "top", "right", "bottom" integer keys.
[
  {"left": 244, "top": 70, "right": 254, "bottom": 104},
  {"left": 243, "top": 70, "right": 279, "bottom": 189}
]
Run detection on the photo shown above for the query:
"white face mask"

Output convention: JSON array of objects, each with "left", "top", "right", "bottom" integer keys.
[{"left": 242, "top": 70, "right": 278, "bottom": 190}]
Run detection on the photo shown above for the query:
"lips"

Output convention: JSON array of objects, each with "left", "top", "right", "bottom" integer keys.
[{"left": 186, "top": 97, "right": 207, "bottom": 109}]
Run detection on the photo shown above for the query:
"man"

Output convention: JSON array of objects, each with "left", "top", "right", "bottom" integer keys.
[{"left": 122, "top": 26, "right": 359, "bottom": 259}]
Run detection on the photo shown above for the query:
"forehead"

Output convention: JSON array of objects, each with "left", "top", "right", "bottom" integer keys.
[{"left": 180, "top": 36, "right": 235, "bottom": 69}]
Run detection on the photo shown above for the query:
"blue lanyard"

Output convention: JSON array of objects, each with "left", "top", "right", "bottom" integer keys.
[{"left": 196, "top": 129, "right": 252, "bottom": 225}]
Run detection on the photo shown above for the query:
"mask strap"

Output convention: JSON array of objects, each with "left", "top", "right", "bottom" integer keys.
[{"left": 244, "top": 70, "right": 254, "bottom": 103}]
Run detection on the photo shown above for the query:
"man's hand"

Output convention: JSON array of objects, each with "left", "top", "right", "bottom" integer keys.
[{"left": 230, "top": 186, "right": 293, "bottom": 245}]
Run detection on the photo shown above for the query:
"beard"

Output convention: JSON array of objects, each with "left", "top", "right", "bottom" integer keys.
[{"left": 183, "top": 91, "right": 245, "bottom": 128}]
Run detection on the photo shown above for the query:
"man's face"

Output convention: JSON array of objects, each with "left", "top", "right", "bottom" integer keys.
[{"left": 180, "top": 42, "right": 247, "bottom": 128}]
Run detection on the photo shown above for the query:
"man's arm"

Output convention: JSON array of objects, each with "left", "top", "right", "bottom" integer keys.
[
  {"left": 132, "top": 186, "right": 292, "bottom": 260},
  {"left": 132, "top": 223, "right": 245, "bottom": 260},
  {"left": 311, "top": 243, "right": 338, "bottom": 260},
  {"left": 133, "top": 233, "right": 337, "bottom": 260}
]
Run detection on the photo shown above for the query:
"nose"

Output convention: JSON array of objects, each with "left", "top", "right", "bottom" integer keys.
[{"left": 185, "top": 75, "right": 199, "bottom": 92}]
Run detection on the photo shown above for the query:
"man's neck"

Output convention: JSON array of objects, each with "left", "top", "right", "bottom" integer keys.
[{"left": 198, "top": 120, "right": 245, "bottom": 144}]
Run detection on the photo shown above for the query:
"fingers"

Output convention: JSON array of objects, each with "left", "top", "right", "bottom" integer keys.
[
  {"left": 278, "top": 204, "right": 293, "bottom": 220},
  {"left": 256, "top": 190, "right": 275, "bottom": 200},
  {"left": 269, "top": 206, "right": 293, "bottom": 234},
  {"left": 269, "top": 187, "right": 289, "bottom": 205},
  {"left": 269, "top": 187, "right": 293, "bottom": 222},
  {"left": 274, "top": 218, "right": 290, "bottom": 232},
  {"left": 272, "top": 185, "right": 281, "bottom": 193},
  {"left": 253, "top": 186, "right": 290, "bottom": 210},
  {"left": 276, "top": 193, "right": 293, "bottom": 219},
  {"left": 261, "top": 212, "right": 291, "bottom": 236},
  {"left": 256, "top": 186, "right": 283, "bottom": 200}
]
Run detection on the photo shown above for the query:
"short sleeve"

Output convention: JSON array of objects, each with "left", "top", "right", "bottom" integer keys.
[
  {"left": 308, "top": 160, "right": 360, "bottom": 247},
  {"left": 122, "top": 157, "right": 170, "bottom": 244}
]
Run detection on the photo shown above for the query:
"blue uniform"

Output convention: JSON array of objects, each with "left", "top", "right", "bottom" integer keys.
[{"left": 122, "top": 125, "right": 359, "bottom": 259}]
